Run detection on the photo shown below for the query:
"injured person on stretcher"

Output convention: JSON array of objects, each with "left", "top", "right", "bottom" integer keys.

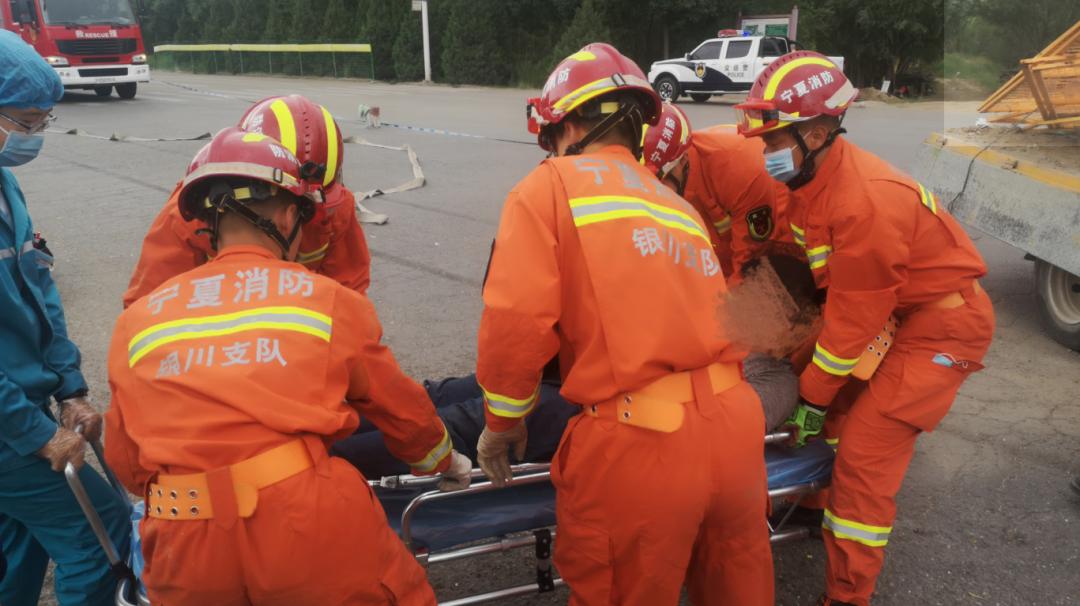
[{"left": 333, "top": 249, "right": 825, "bottom": 479}]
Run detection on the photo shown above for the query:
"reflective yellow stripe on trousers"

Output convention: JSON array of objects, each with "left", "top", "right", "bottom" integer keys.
[{"left": 823, "top": 509, "right": 891, "bottom": 547}]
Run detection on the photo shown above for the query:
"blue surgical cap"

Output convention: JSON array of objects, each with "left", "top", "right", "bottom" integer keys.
[{"left": 0, "top": 30, "right": 64, "bottom": 109}]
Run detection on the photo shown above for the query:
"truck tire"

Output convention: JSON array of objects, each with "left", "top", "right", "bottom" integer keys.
[
  {"left": 116, "top": 83, "right": 137, "bottom": 100},
  {"left": 654, "top": 75, "right": 680, "bottom": 102},
  {"left": 1035, "top": 259, "right": 1080, "bottom": 351},
  {"left": 689, "top": 93, "right": 711, "bottom": 103},
  {"left": 94, "top": 85, "right": 112, "bottom": 97}
]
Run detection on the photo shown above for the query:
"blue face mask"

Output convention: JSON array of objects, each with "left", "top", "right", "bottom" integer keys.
[
  {"left": 0, "top": 126, "right": 45, "bottom": 167},
  {"left": 763, "top": 145, "right": 801, "bottom": 183}
]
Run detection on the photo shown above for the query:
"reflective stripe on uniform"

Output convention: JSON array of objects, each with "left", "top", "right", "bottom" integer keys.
[
  {"left": 408, "top": 426, "right": 452, "bottom": 473},
  {"left": 917, "top": 182, "right": 938, "bottom": 214},
  {"left": 825, "top": 437, "right": 839, "bottom": 450},
  {"left": 713, "top": 215, "right": 732, "bottom": 234},
  {"left": 269, "top": 99, "right": 298, "bottom": 155},
  {"left": 790, "top": 222, "right": 806, "bottom": 247},
  {"left": 569, "top": 196, "right": 711, "bottom": 244},
  {"left": 0, "top": 240, "right": 36, "bottom": 260},
  {"left": 823, "top": 509, "right": 891, "bottom": 547},
  {"left": 481, "top": 381, "right": 541, "bottom": 419},
  {"left": 321, "top": 107, "right": 339, "bottom": 187},
  {"left": 297, "top": 242, "right": 329, "bottom": 265},
  {"left": 807, "top": 244, "right": 833, "bottom": 270},
  {"left": 128, "top": 306, "right": 332, "bottom": 366},
  {"left": 812, "top": 342, "right": 858, "bottom": 376}
]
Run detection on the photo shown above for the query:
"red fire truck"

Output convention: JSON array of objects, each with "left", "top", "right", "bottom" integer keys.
[{"left": 1, "top": 0, "right": 150, "bottom": 99}]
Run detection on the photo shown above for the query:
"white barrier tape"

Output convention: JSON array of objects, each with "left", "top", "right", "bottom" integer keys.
[
  {"left": 44, "top": 128, "right": 427, "bottom": 227},
  {"left": 46, "top": 127, "right": 213, "bottom": 143}
]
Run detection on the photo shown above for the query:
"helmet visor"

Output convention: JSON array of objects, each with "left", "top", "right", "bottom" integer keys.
[{"left": 734, "top": 101, "right": 782, "bottom": 136}]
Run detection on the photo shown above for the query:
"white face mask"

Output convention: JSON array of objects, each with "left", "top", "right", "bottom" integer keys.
[{"left": 763, "top": 145, "right": 800, "bottom": 183}]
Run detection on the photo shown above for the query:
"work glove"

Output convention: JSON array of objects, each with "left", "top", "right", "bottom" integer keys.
[
  {"left": 437, "top": 450, "right": 473, "bottom": 492},
  {"left": 58, "top": 397, "right": 103, "bottom": 443},
  {"left": 476, "top": 423, "right": 528, "bottom": 488},
  {"left": 784, "top": 400, "right": 827, "bottom": 448},
  {"left": 36, "top": 427, "right": 87, "bottom": 472}
]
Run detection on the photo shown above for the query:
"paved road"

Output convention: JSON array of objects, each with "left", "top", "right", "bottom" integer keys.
[{"left": 18, "top": 73, "right": 1079, "bottom": 604}]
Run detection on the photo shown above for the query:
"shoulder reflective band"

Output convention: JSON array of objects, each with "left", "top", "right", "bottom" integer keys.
[
  {"left": 713, "top": 214, "right": 732, "bottom": 234},
  {"left": 481, "top": 381, "right": 541, "bottom": 419},
  {"left": 297, "top": 242, "right": 329, "bottom": 265},
  {"left": 823, "top": 509, "right": 891, "bottom": 547},
  {"left": 408, "top": 426, "right": 452, "bottom": 473},
  {"left": 812, "top": 342, "right": 858, "bottom": 376},
  {"left": 569, "top": 195, "right": 711, "bottom": 244},
  {"left": 790, "top": 222, "right": 806, "bottom": 247},
  {"left": 916, "top": 182, "right": 938, "bottom": 214},
  {"left": 128, "top": 306, "right": 332, "bottom": 367},
  {"left": 806, "top": 244, "right": 833, "bottom": 270}
]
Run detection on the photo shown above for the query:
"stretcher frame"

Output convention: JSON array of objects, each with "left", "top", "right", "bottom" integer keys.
[
  {"left": 71, "top": 431, "right": 828, "bottom": 606},
  {"left": 371, "top": 431, "right": 831, "bottom": 605},
  {"left": 62, "top": 436, "right": 149, "bottom": 606}
]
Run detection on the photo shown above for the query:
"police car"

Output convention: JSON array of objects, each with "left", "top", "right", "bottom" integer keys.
[{"left": 647, "top": 32, "right": 844, "bottom": 103}]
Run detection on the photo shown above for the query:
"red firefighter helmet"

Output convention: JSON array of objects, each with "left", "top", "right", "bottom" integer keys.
[
  {"left": 526, "top": 43, "right": 661, "bottom": 152},
  {"left": 641, "top": 101, "right": 693, "bottom": 178},
  {"left": 238, "top": 95, "right": 344, "bottom": 189},
  {"left": 177, "top": 127, "right": 314, "bottom": 223},
  {"left": 734, "top": 51, "right": 857, "bottom": 137}
]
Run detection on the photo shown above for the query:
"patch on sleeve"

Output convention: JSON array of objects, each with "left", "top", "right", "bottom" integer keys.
[{"left": 746, "top": 205, "right": 774, "bottom": 241}]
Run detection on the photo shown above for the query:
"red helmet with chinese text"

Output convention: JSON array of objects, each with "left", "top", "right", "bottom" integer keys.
[
  {"left": 641, "top": 101, "right": 693, "bottom": 178},
  {"left": 526, "top": 43, "right": 661, "bottom": 155},
  {"left": 734, "top": 51, "right": 856, "bottom": 138},
  {"left": 238, "top": 95, "right": 344, "bottom": 190},
  {"left": 178, "top": 127, "right": 316, "bottom": 256}
]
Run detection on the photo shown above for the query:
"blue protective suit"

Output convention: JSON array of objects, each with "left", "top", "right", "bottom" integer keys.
[{"left": 0, "top": 169, "right": 130, "bottom": 605}]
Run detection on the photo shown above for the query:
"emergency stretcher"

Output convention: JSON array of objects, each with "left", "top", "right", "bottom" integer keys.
[{"left": 68, "top": 431, "right": 832, "bottom": 606}]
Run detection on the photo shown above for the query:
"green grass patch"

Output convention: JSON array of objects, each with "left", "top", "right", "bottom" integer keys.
[{"left": 941, "top": 53, "right": 1007, "bottom": 93}]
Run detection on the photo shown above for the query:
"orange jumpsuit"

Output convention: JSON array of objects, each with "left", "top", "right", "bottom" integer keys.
[
  {"left": 477, "top": 145, "right": 773, "bottom": 605},
  {"left": 683, "top": 127, "right": 792, "bottom": 277},
  {"left": 122, "top": 182, "right": 371, "bottom": 307},
  {"left": 789, "top": 137, "right": 994, "bottom": 605},
  {"left": 106, "top": 245, "right": 448, "bottom": 605}
]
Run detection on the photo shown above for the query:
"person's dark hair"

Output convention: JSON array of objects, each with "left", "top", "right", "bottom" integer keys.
[{"left": 741, "top": 250, "right": 827, "bottom": 310}]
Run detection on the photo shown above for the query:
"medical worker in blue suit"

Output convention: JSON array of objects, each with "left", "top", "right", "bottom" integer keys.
[{"left": 0, "top": 30, "right": 130, "bottom": 606}]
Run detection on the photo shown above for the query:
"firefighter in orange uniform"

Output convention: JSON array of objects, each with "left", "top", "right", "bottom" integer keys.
[
  {"left": 123, "top": 95, "right": 371, "bottom": 307},
  {"left": 105, "top": 127, "right": 471, "bottom": 605},
  {"left": 642, "top": 101, "right": 791, "bottom": 278},
  {"left": 736, "top": 52, "right": 995, "bottom": 606},
  {"left": 473, "top": 43, "right": 773, "bottom": 605}
]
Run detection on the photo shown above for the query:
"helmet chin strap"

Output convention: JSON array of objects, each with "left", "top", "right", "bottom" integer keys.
[
  {"left": 204, "top": 184, "right": 304, "bottom": 260},
  {"left": 785, "top": 121, "right": 846, "bottom": 191},
  {"left": 563, "top": 100, "right": 645, "bottom": 158}
]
